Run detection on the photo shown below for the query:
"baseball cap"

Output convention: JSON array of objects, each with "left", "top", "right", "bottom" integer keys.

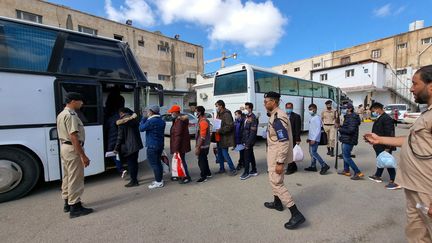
[
  {"left": 147, "top": 105, "right": 160, "bottom": 114},
  {"left": 168, "top": 105, "right": 181, "bottom": 113}
]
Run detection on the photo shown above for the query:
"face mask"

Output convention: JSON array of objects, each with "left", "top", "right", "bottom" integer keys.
[
  {"left": 341, "top": 109, "right": 347, "bottom": 115},
  {"left": 216, "top": 107, "right": 220, "bottom": 113},
  {"left": 372, "top": 112, "right": 379, "bottom": 117},
  {"left": 172, "top": 113, "right": 178, "bottom": 118},
  {"left": 243, "top": 110, "right": 248, "bottom": 115},
  {"left": 286, "top": 109, "right": 293, "bottom": 114},
  {"left": 309, "top": 110, "right": 316, "bottom": 116}
]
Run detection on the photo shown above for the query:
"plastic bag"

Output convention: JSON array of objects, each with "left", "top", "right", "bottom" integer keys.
[
  {"left": 376, "top": 151, "right": 397, "bottom": 168},
  {"left": 161, "top": 151, "right": 170, "bottom": 174},
  {"left": 293, "top": 145, "right": 304, "bottom": 162},
  {"left": 171, "top": 152, "right": 186, "bottom": 177}
]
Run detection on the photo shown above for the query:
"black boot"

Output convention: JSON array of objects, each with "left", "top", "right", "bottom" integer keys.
[
  {"left": 284, "top": 205, "right": 306, "bottom": 229},
  {"left": 264, "top": 196, "right": 284, "bottom": 211},
  {"left": 69, "top": 202, "right": 94, "bottom": 219},
  {"left": 285, "top": 162, "right": 298, "bottom": 175},
  {"left": 63, "top": 199, "right": 70, "bottom": 213},
  {"left": 330, "top": 148, "right": 335, "bottom": 157},
  {"left": 326, "top": 147, "right": 331, "bottom": 155}
]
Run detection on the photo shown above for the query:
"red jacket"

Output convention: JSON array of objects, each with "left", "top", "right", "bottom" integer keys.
[{"left": 170, "top": 115, "right": 191, "bottom": 154}]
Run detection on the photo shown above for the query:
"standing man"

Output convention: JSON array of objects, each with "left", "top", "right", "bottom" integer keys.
[
  {"left": 367, "top": 102, "right": 400, "bottom": 190},
  {"left": 139, "top": 105, "right": 166, "bottom": 189},
  {"left": 365, "top": 65, "right": 432, "bottom": 242},
  {"left": 57, "top": 92, "right": 93, "bottom": 218},
  {"left": 285, "top": 102, "right": 302, "bottom": 175},
  {"left": 304, "top": 104, "right": 330, "bottom": 175},
  {"left": 215, "top": 100, "right": 237, "bottom": 175},
  {"left": 321, "top": 100, "right": 337, "bottom": 157},
  {"left": 263, "top": 91, "right": 306, "bottom": 230},
  {"left": 195, "top": 106, "right": 212, "bottom": 183},
  {"left": 168, "top": 105, "right": 192, "bottom": 184},
  {"left": 338, "top": 103, "right": 363, "bottom": 180},
  {"left": 234, "top": 110, "right": 246, "bottom": 170},
  {"left": 240, "top": 102, "right": 259, "bottom": 180}
]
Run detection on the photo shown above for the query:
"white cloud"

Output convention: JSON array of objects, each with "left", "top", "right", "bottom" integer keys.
[
  {"left": 373, "top": 4, "right": 405, "bottom": 17},
  {"left": 104, "top": 0, "right": 155, "bottom": 27},
  {"left": 154, "top": 0, "right": 288, "bottom": 56}
]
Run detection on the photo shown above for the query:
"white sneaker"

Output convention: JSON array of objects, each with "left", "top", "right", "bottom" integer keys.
[
  {"left": 121, "top": 170, "right": 128, "bottom": 179},
  {"left": 148, "top": 181, "right": 164, "bottom": 189}
]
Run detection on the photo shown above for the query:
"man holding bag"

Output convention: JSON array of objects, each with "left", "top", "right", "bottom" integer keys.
[
  {"left": 367, "top": 102, "right": 400, "bottom": 190},
  {"left": 285, "top": 102, "right": 302, "bottom": 175}
]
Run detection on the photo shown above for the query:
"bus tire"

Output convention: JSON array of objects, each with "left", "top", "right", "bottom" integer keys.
[{"left": 0, "top": 147, "right": 41, "bottom": 203}]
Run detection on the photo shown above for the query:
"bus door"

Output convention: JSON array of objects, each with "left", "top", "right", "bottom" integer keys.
[
  {"left": 54, "top": 80, "right": 105, "bottom": 177},
  {"left": 303, "top": 97, "right": 313, "bottom": 131}
]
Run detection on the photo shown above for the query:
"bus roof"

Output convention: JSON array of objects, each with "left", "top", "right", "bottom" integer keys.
[{"left": 0, "top": 16, "right": 123, "bottom": 44}]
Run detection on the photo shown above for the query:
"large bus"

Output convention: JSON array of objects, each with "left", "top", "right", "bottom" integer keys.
[
  {"left": 213, "top": 63, "right": 340, "bottom": 136},
  {"left": 0, "top": 17, "right": 163, "bottom": 202}
]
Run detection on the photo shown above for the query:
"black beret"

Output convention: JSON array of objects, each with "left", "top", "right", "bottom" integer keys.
[
  {"left": 264, "top": 91, "right": 281, "bottom": 99},
  {"left": 325, "top": 100, "right": 333, "bottom": 105},
  {"left": 65, "top": 92, "right": 84, "bottom": 103}
]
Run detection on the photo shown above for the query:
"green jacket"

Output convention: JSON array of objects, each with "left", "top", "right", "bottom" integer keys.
[{"left": 217, "top": 109, "right": 235, "bottom": 148}]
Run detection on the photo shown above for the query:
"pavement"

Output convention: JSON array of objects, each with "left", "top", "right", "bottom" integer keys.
[{"left": 0, "top": 122, "right": 411, "bottom": 243}]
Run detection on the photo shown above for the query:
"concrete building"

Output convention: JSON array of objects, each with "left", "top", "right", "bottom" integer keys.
[
  {"left": 0, "top": 0, "right": 204, "bottom": 111},
  {"left": 273, "top": 21, "right": 432, "bottom": 109}
]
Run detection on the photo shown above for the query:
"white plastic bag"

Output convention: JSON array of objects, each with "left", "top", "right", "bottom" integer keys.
[
  {"left": 161, "top": 151, "right": 170, "bottom": 174},
  {"left": 293, "top": 144, "right": 304, "bottom": 162},
  {"left": 376, "top": 151, "right": 397, "bottom": 168}
]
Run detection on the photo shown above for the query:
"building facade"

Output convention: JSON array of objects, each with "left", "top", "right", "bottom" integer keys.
[
  {"left": 0, "top": 0, "right": 204, "bottom": 111},
  {"left": 273, "top": 22, "right": 432, "bottom": 109}
]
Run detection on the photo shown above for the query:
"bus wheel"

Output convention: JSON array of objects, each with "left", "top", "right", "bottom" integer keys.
[{"left": 0, "top": 147, "right": 40, "bottom": 203}]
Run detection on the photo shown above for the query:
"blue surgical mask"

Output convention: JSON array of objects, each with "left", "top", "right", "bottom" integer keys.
[
  {"left": 341, "top": 109, "right": 347, "bottom": 115},
  {"left": 372, "top": 111, "right": 379, "bottom": 117},
  {"left": 309, "top": 110, "right": 316, "bottom": 116},
  {"left": 286, "top": 109, "right": 293, "bottom": 114}
]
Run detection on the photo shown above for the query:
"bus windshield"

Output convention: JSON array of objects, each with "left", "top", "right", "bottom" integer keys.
[{"left": 214, "top": 70, "right": 247, "bottom": 95}]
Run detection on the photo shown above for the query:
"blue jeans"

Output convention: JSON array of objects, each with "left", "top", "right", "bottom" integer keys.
[
  {"left": 342, "top": 143, "right": 361, "bottom": 174},
  {"left": 147, "top": 148, "right": 163, "bottom": 182},
  {"left": 216, "top": 145, "right": 236, "bottom": 171},
  {"left": 309, "top": 142, "right": 327, "bottom": 167}
]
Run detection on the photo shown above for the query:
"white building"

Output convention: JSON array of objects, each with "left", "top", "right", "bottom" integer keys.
[
  {"left": 311, "top": 59, "right": 414, "bottom": 108},
  {"left": 194, "top": 74, "right": 215, "bottom": 114}
]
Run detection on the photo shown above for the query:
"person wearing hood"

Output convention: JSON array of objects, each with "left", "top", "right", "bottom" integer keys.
[
  {"left": 168, "top": 105, "right": 192, "bottom": 184},
  {"left": 139, "top": 105, "right": 166, "bottom": 189},
  {"left": 114, "top": 108, "right": 143, "bottom": 187}
]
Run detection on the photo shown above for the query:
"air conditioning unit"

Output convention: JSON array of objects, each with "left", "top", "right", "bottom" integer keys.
[{"left": 199, "top": 93, "right": 208, "bottom": 99}]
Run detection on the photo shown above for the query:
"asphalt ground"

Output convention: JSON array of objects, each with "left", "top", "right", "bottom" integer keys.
[{"left": 0, "top": 122, "right": 411, "bottom": 243}]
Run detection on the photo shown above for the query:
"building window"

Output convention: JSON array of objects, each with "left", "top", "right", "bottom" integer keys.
[
  {"left": 371, "top": 49, "right": 381, "bottom": 58},
  {"left": 138, "top": 39, "right": 144, "bottom": 47},
  {"left": 313, "top": 63, "right": 321, "bottom": 68},
  {"left": 16, "top": 10, "right": 42, "bottom": 23},
  {"left": 113, "top": 34, "right": 123, "bottom": 41},
  {"left": 158, "top": 74, "right": 170, "bottom": 81},
  {"left": 421, "top": 37, "right": 432, "bottom": 45},
  {"left": 186, "top": 77, "right": 196, "bottom": 84},
  {"left": 186, "top": 52, "right": 195, "bottom": 58},
  {"left": 78, "top": 25, "right": 97, "bottom": 35},
  {"left": 396, "top": 69, "right": 407, "bottom": 75},
  {"left": 341, "top": 56, "right": 350, "bottom": 65},
  {"left": 294, "top": 67, "right": 300, "bottom": 72},
  {"left": 158, "top": 41, "right": 170, "bottom": 52},
  {"left": 345, "top": 69, "right": 355, "bottom": 78},
  {"left": 320, "top": 73, "right": 328, "bottom": 81},
  {"left": 397, "top": 43, "right": 407, "bottom": 50},
  {"left": 282, "top": 70, "right": 288, "bottom": 74}
]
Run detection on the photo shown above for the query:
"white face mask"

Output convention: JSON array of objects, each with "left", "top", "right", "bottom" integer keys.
[{"left": 309, "top": 110, "right": 316, "bottom": 116}]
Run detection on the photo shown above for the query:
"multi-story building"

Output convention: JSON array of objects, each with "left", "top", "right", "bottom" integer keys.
[
  {"left": 273, "top": 21, "right": 432, "bottom": 109},
  {"left": 0, "top": 0, "right": 204, "bottom": 111}
]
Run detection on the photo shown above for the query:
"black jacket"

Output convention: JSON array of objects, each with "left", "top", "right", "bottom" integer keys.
[
  {"left": 372, "top": 112, "right": 395, "bottom": 153},
  {"left": 289, "top": 112, "right": 302, "bottom": 145},
  {"left": 115, "top": 115, "right": 144, "bottom": 157},
  {"left": 242, "top": 113, "right": 258, "bottom": 147},
  {"left": 339, "top": 113, "right": 361, "bottom": 145}
]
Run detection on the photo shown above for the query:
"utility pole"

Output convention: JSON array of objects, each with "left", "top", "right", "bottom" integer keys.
[{"left": 205, "top": 51, "right": 238, "bottom": 68}]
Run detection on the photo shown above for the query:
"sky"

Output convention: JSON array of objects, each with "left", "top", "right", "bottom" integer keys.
[{"left": 48, "top": 0, "right": 432, "bottom": 73}]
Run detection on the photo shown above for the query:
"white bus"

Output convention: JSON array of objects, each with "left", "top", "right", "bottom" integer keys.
[
  {"left": 213, "top": 63, "right": 340, "bottom": 136},
  {"left": 0, "top": 17, "right": 163, "bottom": 202}
]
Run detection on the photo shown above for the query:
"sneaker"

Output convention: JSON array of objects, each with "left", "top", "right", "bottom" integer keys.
[
  {"left": 240, "top": 173, "right": 250, "bottom": 180},
  {"left": 304, "top": 166, "right": 318, "bottom": 172},
  {"left": 249, "top": 171, "right": 258, "bottom": 177},
  {"left": 337, "top": 170, "right": 351, "bottom": 176},
  {"left": 385, "top": 183, "right": 402, "bottom": 190},
  {"left": 351, "top": 172, "right": 365, "bottom": 180},
  {"left": 171, "top": 177, "right": 179, "bottom": 181},
  {"left": 121, "top": 170, "right": 128, "bottom": 179},
  {"left": 148, "top": 181, "right": 164, "bottom": 189},
  {"left": 196, "top": 177, "right": 208, "bottom": 183},
  {"left": 229, "top": 170, "right": 238, "bottom": 176},
  {"left": 179, "top": 177, "right": 191, "bottom": 184},
  {"left": 319, "top": 164, "right": 330, "bottom": 175},
  {"left": 124, "top": 181, "right": 139, "bottom": 187},
  {"left": 368, "top": 175, "right": 383, "bottom": 183},
  {"left": 207, "top": 173, "right": 212, "bottom": 178}
]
